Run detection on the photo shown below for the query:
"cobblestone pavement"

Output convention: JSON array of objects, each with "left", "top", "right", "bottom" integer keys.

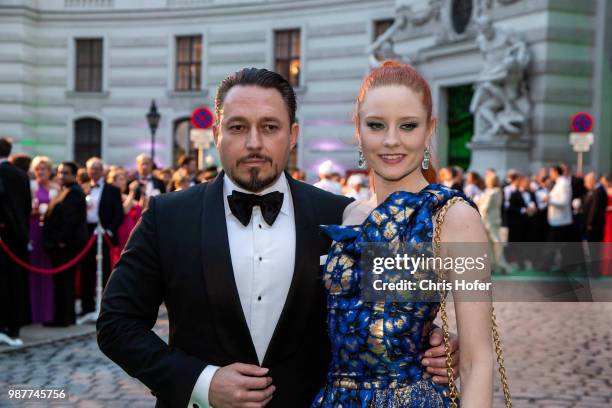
[{"left": 1, "top": 302, "right": 611, "bottom": 407}]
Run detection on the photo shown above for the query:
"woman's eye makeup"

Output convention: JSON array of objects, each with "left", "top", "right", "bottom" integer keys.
[
  {"left": 400, "top": 122, "right": 418, "bottom": 131},
  {"left": 366, "top": 121, "right": 385, "bottom": 130},
  {"left": 365, "top": 121, "right": 419, "bottom": 131}
]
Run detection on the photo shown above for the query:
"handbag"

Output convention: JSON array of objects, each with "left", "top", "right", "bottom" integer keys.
[{"left": 433, "top": 196, "right": 512, "bottom": 408}]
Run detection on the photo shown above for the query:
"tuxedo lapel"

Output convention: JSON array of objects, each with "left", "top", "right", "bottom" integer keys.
[
  {"left": 200, "top": 172, "right": 259, "bottom": 364},
  {"left": 262, "top": 173, "right": 320, "bottom": 367}
]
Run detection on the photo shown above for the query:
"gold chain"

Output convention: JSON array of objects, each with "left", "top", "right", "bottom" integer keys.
[
  {"left": 432, "top": 196, "right": 512, "bottom": 408},
  {"left": 492, "top": 308, "right": 513, "bottom": 407},
  {"left": 439, "top": 295, "right": 459, "bottom": 408}
]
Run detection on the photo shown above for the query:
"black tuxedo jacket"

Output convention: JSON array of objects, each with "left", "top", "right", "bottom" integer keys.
[
  {"left": 506, "top": 189, "right": 529, "bottom": 242},
  {"left": 97, "top": 182, "right": 124, "bottom": 244},
  {"left": 133, "top": 175, "right": 167, "bottom": 200},
  {"left": 582, "top": 185, "right": 607, "bottom": 242},
  {"left": 43, "top": 183, "right": 88, "bottom": 252},
  {"left": 97, "top": 172, "right": 352, "bottom": 408},
  {"left": 0, "top": 161, "right": 31, "bottom": 245}
]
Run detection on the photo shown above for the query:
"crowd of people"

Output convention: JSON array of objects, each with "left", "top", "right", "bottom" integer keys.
[
  {"left": 0, "top": 136, "right": 220, "bottom": 346},
  {"left": 1, "top": 133, "right": 611, "bottom": 347}
]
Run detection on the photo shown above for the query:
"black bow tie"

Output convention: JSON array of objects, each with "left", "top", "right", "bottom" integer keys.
[{"left": 228, "top": 190, "right": 284, "bottom": 227}]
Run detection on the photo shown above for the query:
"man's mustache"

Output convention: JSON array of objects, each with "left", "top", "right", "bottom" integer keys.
[{"left": 237, "top": 154, "right": 273, "bottom": 165}]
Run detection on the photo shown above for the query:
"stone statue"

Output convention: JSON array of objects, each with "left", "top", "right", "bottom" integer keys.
[
  {"left": 469, "top": 15, "right": 531, "bottom": 140},
  {"left": 366, "top": 0, "right": 443, "bottom": 68}
]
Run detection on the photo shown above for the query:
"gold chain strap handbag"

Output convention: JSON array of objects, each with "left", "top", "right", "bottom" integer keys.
[{"left": 433, "top": 196, "right": 512, "bottom": 408}]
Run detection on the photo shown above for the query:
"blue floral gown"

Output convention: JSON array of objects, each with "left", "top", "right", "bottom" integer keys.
[{"left": 312, "top": 184, "right": 477, "bottom": 408}]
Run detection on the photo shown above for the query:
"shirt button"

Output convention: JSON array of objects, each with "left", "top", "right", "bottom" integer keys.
[
  {"left": 258, "top": 296, "right": 262, "bottom": 301},
  {"left": 259, "top": 256, "right": 262, "bottom": 261},
  {"left": 259, "top": 224, "right": 262, "bottom": 229}
]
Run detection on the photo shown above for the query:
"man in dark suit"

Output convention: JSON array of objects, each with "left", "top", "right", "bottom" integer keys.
[
  {"left": 97, "top": 68, "right": 459, "bottom": 408},
  {"left": 582, "top": 172, "right": 608, "bottom": 242},
  {"left": 80, "top": 157, "right": 124, "bottom": 316},
  {"left": 134, "top": 153, "right": 166, "bottom": 201},
  {"left": 42, "top": 161, "right": 88, "bottom": 326},
  {"left": 0, "top": 137, "right": 31, "bottom": 346}
]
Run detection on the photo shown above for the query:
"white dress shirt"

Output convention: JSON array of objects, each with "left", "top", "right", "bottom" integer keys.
[
  {"left": 503, "top": 184, "right": 515, "bottom": 209},
  {"left": 188, "top": 172, "right": 296, "bottom": 408},
  {"left": 86, "top": 179, "right": 103, "bottom": 224},
  {"left": 138, "top": 175, "right": 161, "bottom": 198},
  {"left": 547, "top": 176, "right": 573, "bottom": 226}
]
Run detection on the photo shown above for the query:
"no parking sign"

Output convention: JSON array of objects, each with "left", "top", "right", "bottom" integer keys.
[
  {"left": 190, "top": 106, "right": 214, "bottom": 170},
  {"left": 571, "top": 112, "right": 594, "bottom": 133},
  {"left": 569, "top": 112, "right": 595, "bottom": 175},
  {"left": 191, "top": 106, "right": 214, "bottom": 129}
]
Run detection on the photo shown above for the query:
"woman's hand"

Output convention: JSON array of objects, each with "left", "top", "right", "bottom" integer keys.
[
  {"left": 422, "top": 328, "right": 460, "bottom": 384},
  {"left": 128, "top": 180, "right": 140, "bottom": 195}
]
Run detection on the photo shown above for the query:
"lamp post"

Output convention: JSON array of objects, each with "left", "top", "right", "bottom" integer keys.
[{"left": 146, "top": 99, "right": 161, "bottom": 163}]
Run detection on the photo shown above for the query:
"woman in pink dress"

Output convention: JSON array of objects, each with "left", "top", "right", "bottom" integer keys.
[
  {"left": 28, "top": 156, "right": 60, "bottom": 323},
  {"left": 602, "top": 173, "right": 612, "bottom": 276},
  {"left": 107, "top": 167, "right": 145, "bottom": 266}
]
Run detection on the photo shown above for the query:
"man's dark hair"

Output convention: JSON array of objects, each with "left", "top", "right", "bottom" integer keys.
[
  {"left": 0, "top": 137, "right": 12, "bottom": 158},
  {"left": 11, "top": 154, "right": 32, "bottom": 174},
  {"left": 508, "top": 172, "right": 520, "bottom": 182},
  {"left": 178, "top": 155, "right": 195, "bottom": 167},
  {"left": 60, "top": 161, "right": 79, "bottom": 176},
  {"left": 551, "top": 165, "right": 563, "bottom": 175},
  {"left": 215, "top": 67, "right": 297, "bottom": 125}
]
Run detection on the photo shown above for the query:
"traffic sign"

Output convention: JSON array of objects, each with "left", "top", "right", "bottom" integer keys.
[
  {"left": 190, "top": 128, "right": 214, "bottom": 148},
  {"left": 191, "top": 106, "right": 214, "bottom": 129},
  {"left": 571, "top": 112, "right": 594, "bottom": 133},
  {"left": 569, "top": 132, "right": 594, "bottom": 152}
]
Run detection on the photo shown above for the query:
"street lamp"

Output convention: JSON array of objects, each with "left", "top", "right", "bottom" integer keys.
[{"left": 146, "top": 99, "right": 161, "bottom": 162}]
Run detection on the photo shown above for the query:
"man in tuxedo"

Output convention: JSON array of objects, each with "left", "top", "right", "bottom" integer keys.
[
  {"left": 80, "top": 157, "right": 124, "bottom": 315},
  {"left": 0, "top": 137, "right": 31, "bottom": 346},
  {"left": 134, "top": 153, "right": 166, "bottom": 200},
  {"left": 97, "top": 68, "right": 459, "bottom": 408},
  {"left": 582, "top": 171, "right": 607, "bottom": 242},
  {"left": 42, "top": 161, "right": 88, "bottom": 326}
]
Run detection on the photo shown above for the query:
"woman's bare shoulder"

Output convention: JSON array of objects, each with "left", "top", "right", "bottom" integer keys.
[
  {"left": 342, "top": 197, "right": 377, "bottom": 225},
  {"left": 438, "top": 199, "right": 486, "bottom": 242}
]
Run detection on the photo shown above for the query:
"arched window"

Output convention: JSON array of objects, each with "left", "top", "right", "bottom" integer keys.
[
  {"left": 173, "top": 117, "right": 195, "bottom": 165},
  {"left": 74, "top": 117, "right": 102, "bottom": 165}
]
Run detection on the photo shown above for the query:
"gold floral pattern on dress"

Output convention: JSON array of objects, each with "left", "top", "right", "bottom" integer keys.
[{"left": 313, "top": 184, "right": 478, "bottom": 408}]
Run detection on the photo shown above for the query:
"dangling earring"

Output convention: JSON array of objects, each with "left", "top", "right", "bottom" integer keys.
[
  {"left": 421, "top": 147, "right": 431, "bottom": 170},
  {"left": 358, "top": 148, "right": 367, "bottom": 169}
]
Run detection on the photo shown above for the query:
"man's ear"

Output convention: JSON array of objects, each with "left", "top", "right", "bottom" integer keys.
[
  {"left": 290, "top": 122, "right": 299, "bottom": 151},
  {"left": 213, "top": 124, "right": 220, "bottom": 145}
]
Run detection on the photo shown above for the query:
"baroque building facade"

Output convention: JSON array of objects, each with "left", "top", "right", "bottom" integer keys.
[{"left": 0, "top": 0, "right": 610, "bottom": 178}]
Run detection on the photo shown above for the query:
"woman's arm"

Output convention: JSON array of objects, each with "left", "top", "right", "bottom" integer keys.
[
  {"left": 123, "top": 181, "right": 141, "bottom": 215},
  {"left": 440, "top": 201, "right": 494, "bottom": 408}
]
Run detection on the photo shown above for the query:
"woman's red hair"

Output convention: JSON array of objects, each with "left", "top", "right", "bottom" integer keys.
[{"left": 355, "top": 60, "right": 437, "bottom": 183}]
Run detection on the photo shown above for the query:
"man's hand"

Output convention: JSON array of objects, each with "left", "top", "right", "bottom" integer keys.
[
  {"left": 209, "top": 363, "right": 275, "bottom": 408},
  {"left": 421, "top": 328, "right": 460, "bottom": 384}
]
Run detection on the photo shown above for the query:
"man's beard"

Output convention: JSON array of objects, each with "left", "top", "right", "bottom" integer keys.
[{"left": 230, "top": 165, "right": 280, "bottom": 192}]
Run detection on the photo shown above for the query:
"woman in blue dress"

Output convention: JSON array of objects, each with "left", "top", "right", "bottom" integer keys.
[{"left": 312, "top": 61, "right": 493, "bottom": 408}]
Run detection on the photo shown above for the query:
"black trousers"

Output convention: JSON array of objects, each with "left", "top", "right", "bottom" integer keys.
[
  {"left": 0, "top": 240, "right": 30, "bottom": 337},
  {"left": 50, "top": 248, "right": 77, "bottom": 325},
  {"left": 80, "top": 223, "right": 111, "bottom": 314}
]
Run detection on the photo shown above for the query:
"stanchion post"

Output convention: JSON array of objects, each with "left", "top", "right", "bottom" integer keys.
[
  {"left": 95, "top": 224, "right": 103, "bottom": 316},
  {"left": 77, "top": 224, "right": 104, "bottom": 325}
]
